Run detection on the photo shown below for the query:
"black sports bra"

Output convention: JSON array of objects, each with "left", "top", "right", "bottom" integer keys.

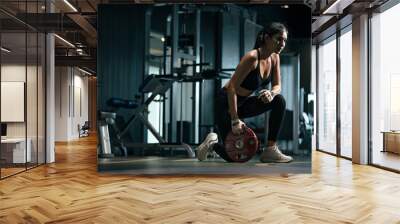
[{"left": 240, "top": 49, "right": 272, "bottom": 92}]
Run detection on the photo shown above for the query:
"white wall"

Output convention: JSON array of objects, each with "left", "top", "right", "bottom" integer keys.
[
  {"left": 1, "top": 64, "right": 26, "bottom": 81},
  {"left": 55, "top": 67, "right": 89, "bottom": 141},
  {"left": 71, "top": 72, "right": 89, "bottom": 138},
  {"left": 1, "top": 65, "right": 42, "bottom": 137},
  {"left": 55, "top": 67, "right": 69, "bottom": 141},
  {"left": 1, "top": 65, "right": 27, "bottom": 139}
]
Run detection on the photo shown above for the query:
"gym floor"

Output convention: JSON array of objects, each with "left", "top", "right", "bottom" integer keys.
[{"left": 98, "top": 155, "right": 311, "bottom": 175}]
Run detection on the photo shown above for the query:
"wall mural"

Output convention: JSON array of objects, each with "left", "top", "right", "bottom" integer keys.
[{"left": 97, "top": 4, "right": 312, "bottom": 175}]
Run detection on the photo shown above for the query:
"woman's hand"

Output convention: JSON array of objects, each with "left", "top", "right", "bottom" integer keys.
[
  {"left": 231, "top": 119, "right": 245, "bottom": 135},
  {"left": 258, "top": 89, "right": 275, "bottom": 103}
]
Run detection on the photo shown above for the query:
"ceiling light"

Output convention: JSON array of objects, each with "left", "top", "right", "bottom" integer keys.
[
  {"left": 75, "top": 42, "right": 85, "bottom": 48},
  {"left": 281, "top": 5, "right": 289, "bottom": 9},
  {"left": 78, "top": 67, "right": 92, "bottom": 76},
  {"left": 1, "top": 47, "right": 11, "bottom": 53},
  {"left": 322, "top": 0, "right": 343, "bottom": 15},
  {"left": 54, "top": 34, "right": 75, "bottom": 48},
  {"left": 63, "top": 0, "right": 78, "bottom": 12}
]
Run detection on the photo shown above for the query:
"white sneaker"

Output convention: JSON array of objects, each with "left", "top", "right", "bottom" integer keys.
[
  {"left": 260, "top": 145, "right": 293, "bottom": 163},
  {"left": 197, "top": 133, "right": 218, "bottom": 161}
]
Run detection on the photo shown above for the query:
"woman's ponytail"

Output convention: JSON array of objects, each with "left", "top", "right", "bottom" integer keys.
[{"left": 253, "top": 30, "right": 265, "bottom": 49}]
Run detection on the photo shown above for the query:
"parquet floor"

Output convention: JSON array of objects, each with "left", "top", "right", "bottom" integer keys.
[
  {"left": 1, "top": 135, "right": 400, "bottom": 223},
  {"left": 1, "top": 167, "right": 26, "bottom": 177}
]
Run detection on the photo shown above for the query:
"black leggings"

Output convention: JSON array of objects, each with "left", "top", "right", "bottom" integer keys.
[{"left": 212, "top": 88, "right": 286, "bottom": 162}]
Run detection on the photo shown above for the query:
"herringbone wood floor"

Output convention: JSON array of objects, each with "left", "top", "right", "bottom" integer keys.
[{"left": 1, "top": 135, "right": 400, "bottom": 224}]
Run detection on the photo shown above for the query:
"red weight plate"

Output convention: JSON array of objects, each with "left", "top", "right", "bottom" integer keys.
[{"left": 225, "top": 127, "right": 259, "bottom": 162}]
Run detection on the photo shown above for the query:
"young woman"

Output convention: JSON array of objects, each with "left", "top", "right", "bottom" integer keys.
[{"left": 197, "top": 22, "right": 293, "bottom": 163}]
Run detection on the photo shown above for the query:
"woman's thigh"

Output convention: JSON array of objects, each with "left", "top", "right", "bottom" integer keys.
[{"left": 237, "top": 96, "right": 273, "bottom": 118}]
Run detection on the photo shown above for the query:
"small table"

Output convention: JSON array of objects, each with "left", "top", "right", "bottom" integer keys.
[{"left": 381, "top": 131, "right": 400, "bottom": 154}]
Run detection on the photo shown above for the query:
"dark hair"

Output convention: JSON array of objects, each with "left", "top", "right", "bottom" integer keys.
[{"left": 253, "top": 22, "right": 288, "bottom": 49}]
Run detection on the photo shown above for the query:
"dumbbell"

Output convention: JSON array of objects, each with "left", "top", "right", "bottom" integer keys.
[{"left": 225, "top": 126, "right": 259, "bottom": 163}]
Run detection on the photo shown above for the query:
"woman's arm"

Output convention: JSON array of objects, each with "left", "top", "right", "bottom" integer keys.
[
  {"left": 270, "top": 53, "right": 281, "bottom": 96},
  {"left": 258, "top": 54, "right": 281, "bottom": 103},
  {"left": 226, "top": 53, "right": 257, "bottom": 120}
]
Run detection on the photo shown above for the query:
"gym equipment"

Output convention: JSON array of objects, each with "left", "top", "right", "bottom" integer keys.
[
  {"left": 98, "top": 68, "right": 232, "bottom": 159},
  {"left": 225, "top": 126, "right": 259, "bottom": 162},
  {"left": 78, "top": 121, "right": 90, "bottom": 138},
  {"left": 98, "top": 118, "right": 114, "bottom": 158},
  {"left": 99, "top": 75, "right": 195, "bottom": 158},
  {"left": 98, "top": 110, "right": 128, "bottom": 158}
]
